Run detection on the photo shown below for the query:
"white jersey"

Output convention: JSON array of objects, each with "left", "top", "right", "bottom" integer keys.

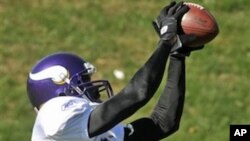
[{"left": 31, "top": 96, "right": 125, "bottom": 141}]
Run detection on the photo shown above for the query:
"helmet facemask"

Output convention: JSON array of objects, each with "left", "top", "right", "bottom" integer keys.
[{"left": 63, "top": 64, "right": 114, "bottom": 103}]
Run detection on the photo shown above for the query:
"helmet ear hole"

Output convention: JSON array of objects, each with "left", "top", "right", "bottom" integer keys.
[{"left": 77, "top": 80, "right": 82, "bottom": 85}]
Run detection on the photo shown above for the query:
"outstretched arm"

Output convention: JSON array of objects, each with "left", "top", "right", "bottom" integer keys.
[
  {"left": 151, "top": 55, "right": 186, "bottom": 139},
  {"left": 88, "top": 40, "right": 172, "bottom": 137},
  {"left": 125, "top": 55, "right": 186, "bottom": 141},
  {"left": 88, "top": 1, "right": 189, "bottom": 137}
]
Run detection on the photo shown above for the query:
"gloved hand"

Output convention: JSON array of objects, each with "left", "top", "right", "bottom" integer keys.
[
  {"left": 152, "top": 1, "right": 176, "bottom": 38},
  {"left": 172, "top": 34, "right": 205, "bottom": 57},
  {"left": 152, "top": 1, "right": 189, "bottom": 51}
]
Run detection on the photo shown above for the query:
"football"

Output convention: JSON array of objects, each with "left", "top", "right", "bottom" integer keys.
[{"left": 181, "top": 2, "right": 219, "bottom": 47}]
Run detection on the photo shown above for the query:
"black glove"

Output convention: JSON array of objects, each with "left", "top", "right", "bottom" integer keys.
[
  {"left": 152, "top": 1, "right": 176, "bottom": 37},
  {"left": 172, "top": 34, "right": 205, "bottom": 57},
  {"left": 152, "top": 1, "right": 189, "bottom": 44}
]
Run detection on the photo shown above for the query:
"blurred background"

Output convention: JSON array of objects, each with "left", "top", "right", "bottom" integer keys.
[{"left": 0, "top": 0, "right": 249, "bottom": 140}]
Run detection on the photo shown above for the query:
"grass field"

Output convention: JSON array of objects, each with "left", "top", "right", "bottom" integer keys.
[{"left": 0, "top": 0, "right": 250, "bottom": 141}]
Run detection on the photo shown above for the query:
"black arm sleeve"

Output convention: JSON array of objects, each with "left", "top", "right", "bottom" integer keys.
[
  {"left": 88, "top": 41, "right": 172, "bottom": 137},
  {"left": 125, "top": 56, "right": 186, "bottom": 141}
]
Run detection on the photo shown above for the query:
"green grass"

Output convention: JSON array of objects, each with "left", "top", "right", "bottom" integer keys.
[{"left": 0, "top": 0, "right": 250, "bottom": 140}]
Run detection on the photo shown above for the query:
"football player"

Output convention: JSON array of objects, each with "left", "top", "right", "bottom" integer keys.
[{"left": 27, "top": 2, "right": 203, "bottom": 141}]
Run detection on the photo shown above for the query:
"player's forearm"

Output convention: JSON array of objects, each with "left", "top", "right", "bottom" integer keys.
[
  {"left": 119, "top": 40, "right": 172, "bottom": 104},
  {"left": 150, "top": 56, "right": 186, "bottom": 139},
  {"left": 88, "top": 40, "right": 173, "bottom": 137}
]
